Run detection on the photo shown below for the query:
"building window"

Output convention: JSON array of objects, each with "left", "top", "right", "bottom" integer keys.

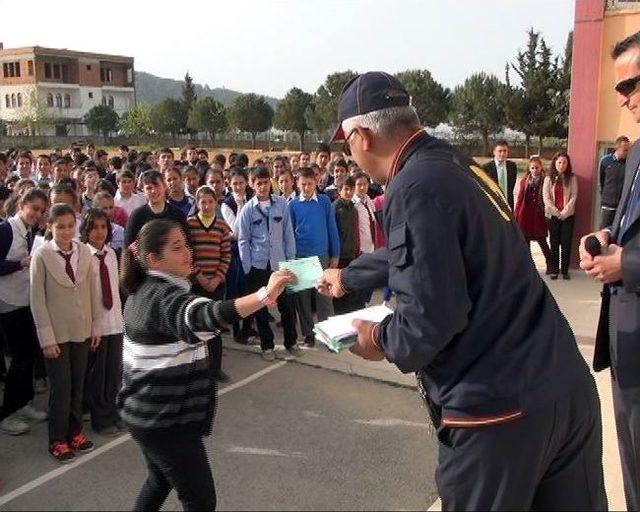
[
  {"left": 86, "top": 64, "right": 91, "bottom": 71},
  {"left": 108, "top": 96, "right": 114, "bottom": 108},
  {"left": 28, "top": 60, "right": 33, "bottom": 76},
  {"left": 126, "top": 68, "right": 133, "bottom": 83},
  {"left": 101, "top": 96, "right": 107, "bottom": 106},
  {"left": 44, "top": 63, "right": 51, "bottom": 79},
  {"left": 100, "top": 68, "right": 104, "bottom": 82},
  {"left": 100, "top": 67, "right": 113, "bottom": 83},
  {"left": 55, "top": 94, "right": 62, "bottom": 108},
  {"left": 8, "top": 63, "right": 14, "bottom": 77},
  {"left": 5, "top": 95, "right": 9, "bottom": 108},
  {"left": 2, "top": 63, "right": 7, "bottom": 78},
  {"left": 64, "top": 94, "right": 71, "bottom": 108},
  {"left": 11, "top": 94, "right": 16, "bottom": 108},
  {"left": 88, "top": 92, "right": 93, "bottom": 99},
  {"left": 53, "top": 64, "right": 60, "bottom": 79},
  {"left": 16, "top": 93, "right": 22, "bottom": 107},
  {"left": 46, "top": 93, "right": 53, "bottom": 107},
  {"left": 14, "top": 62, "right": 20, "bottom": 77}
]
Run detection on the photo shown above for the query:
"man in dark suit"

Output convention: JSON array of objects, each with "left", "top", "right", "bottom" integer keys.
[
  {"left": 482, "top": 140, "right": 518, "bottom": 210},
  {"left": 580, "top": 30, "right": 640, "bottom": 511}
]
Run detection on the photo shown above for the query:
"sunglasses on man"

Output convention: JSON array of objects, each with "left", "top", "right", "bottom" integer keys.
[{"left": 615, "top": 74, "right": 640, "bottom": 97}]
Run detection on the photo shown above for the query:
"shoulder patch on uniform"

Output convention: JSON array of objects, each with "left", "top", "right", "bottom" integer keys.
[{"left": 469, "top": 165, "right": 512, "bottom": 222}]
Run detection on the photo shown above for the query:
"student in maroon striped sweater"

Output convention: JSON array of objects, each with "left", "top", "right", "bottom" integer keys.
[{"left": 187, "top": 186, "right": 232, "bottom": 382}]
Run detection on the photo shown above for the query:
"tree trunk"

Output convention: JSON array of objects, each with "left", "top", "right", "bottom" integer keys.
[
  {"left": 251, "top": 132, "right": 257, "bottom": 149},
  {"left": 482, "top": 130, "right": 489, "bottom": 157},
  {"left": 524, "top": 134, "right": 531, "bottom": 159},
  {"left": 537, "top": 134, "right": 543, "bottom": 156},
  {"left": 210, "top": 131, "right": 216, "bottom": 148},
  {"left": 299, "top": 130, "right": 305, "bottom": 152}
]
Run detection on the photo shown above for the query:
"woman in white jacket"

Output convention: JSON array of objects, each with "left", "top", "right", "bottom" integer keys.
[{"left": 542, "top": 151, "right": 578, "bottom": 280}]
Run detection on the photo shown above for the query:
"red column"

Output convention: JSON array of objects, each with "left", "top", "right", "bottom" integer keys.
[{"left": 568, "top": 0, "right": 605, "bottom": 266}]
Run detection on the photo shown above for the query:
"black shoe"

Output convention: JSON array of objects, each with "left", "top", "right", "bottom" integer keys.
[
  {"left": 219, "top": 326, "right": 230, "bottom": 335},
  {"left": 214, "top": 370, "right": 231, "bottom": 383},
  {"left": 244, "top": 328, "right": 259, "bottom": 339},
  {"left": 562, "top": 273, "right": 571, "bottom": 280},
  {"left": 550, "top": 274, "right": 559, "bottom": 280},
  {"left": 234, "top": 332, "right": 249, "bottom": 345},
  {"left": 545, "top": 268, "right": 552, "bottom": 275},
  {"left": 303, "top": 335, "right": 316, "bottom": 347}
]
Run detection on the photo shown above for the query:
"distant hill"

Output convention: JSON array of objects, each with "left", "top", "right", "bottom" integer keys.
[{"left": 134, "top": 71, "right": 280, "bottom": 109}]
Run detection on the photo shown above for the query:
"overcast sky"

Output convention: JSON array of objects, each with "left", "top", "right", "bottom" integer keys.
[{"left": 0, "top": 0, "right": 575, "bottom": 98}]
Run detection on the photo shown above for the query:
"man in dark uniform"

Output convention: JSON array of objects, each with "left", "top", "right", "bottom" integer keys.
[
  {"left": 319, "top": 71, "right": 607, "bottom": 510},
  {"left": 580, "top": 30, "right": 640, "bottom": 511},
  {"left": 600, "top": 137, "right": 630, "bottom": 229},
  {"left": 482, "top": 140, "right": 518, "bottom": 210}
]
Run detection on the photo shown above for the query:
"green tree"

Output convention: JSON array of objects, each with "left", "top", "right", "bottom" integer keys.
[
  {"left": 120, "top": 102, "right": 153, "bottom": 141},
  {"left": 187, "top": 97, "right": 228, "bottom": 145},
  {"left": 306, "top": 71, "right": 358, "bottom": 139},
  {"left": 274, "top": 87, "right": 313, "bottom": 150},
  {"left": 395, "top": 69, "right": 450, "bottom": 128},
  {"left": 549, "top": 30, "right": 572, "bottom": 139},
  {"left": 182, "top": 72, "right": 198, "bottom": 138},
  {"left": 150, "top": 98, "right": 188, "bottom": 142},
  {"left": 449, "top": 72, "right": 505, "bottom": 155},
  {"left": 229, "top": 93, "right": 274, "bottom": 148},
  {"left": 505, "top": 29, "right": 560, "bottom": 155},
  {"left": 14, "top": 89, "right": 53, "bottom": 137},
  {"left": 84, "top": 104, "right": 119, "bottom": 142}
]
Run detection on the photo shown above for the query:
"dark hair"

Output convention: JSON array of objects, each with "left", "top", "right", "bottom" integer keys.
[
  {"left": 20, "top": 187, "right": 49, "bottom": 206},
  {"left": 182, "top": 165, "right": 199, "bottom": 177},
  {"left": 48, "top": 203, "right": 76, "bottom": 224},
  {"left": 117, "top": 169, "right": 136, "bottom": 182},
  {"left": 109, "top": 156, "right": 123, "bottom": 170},
  {"left": 127, "top": 149, "right": 138, "bottom": 163},
  {"left": 316, "top": 143, "right": 331, "bottom": 155},
  {"left": 616, "top": 135, "right": 630, "bottom": 145},
  {"left": 157, "top": 147, "right": 174, "bottom": 157},
  {"left": 135, "top": 162, "right": 152, "bottom": 177},
  {"left": 0, "top": 186, "right": 11, "bottom": 202},
  {"left": 118, "top": 144, "right": 129, "bottom": 152},
  {"left": 494, "top": 140, "right": 509, "bottom": 149},
  {"left": 80, "top": 208, "right": 112, "bottom": 245},
  {"left": 549, "top": 151, "right": 573, "bottom": 186},
  {"left": 197, "top": 149, "right": 208, "bottom": 158},
  {"left": 213, "top": 153, "right": 226, "bottom": 167},
  {"left": 353, "top": 171, "right": 370, "bottom": 183},
  {"left": 195, "top": 185, "right": 217, "bottom": 202},
  {"left": 277, "top": 168, "right": 294, "bottom": 179},
  {"left": 611, "top": 31, "right": 640, "bottom": 60},
  {"left": 0, "top": 153, "right": 7, "bottom": 165},
  {"left": 52, "top": 158, "right": 66, "bottom": 168},
  {"left": 94, "top": 189, "right": 116, "bottom": 205},
  {"left": 163, "top": 166, "right": 182, "bottom": 178},
  {"left": 37, "top": 154, "right": 51, "bottom": 163},
  {"left": 17, "top": 151, "right": 32, "bottom": 162},
  {"left": 140, "top": 170, "right": 164, "bottom": 186},
  {"left": 249, "top": 166, "right": 271, "bottom": 181},
  {"left": 334, "top": 159, "right": 348, "bottom": 170},
  {"left": 236, "top": 153, "right": 249, "bottom": 168},
  {"left": 336, "top": 176, "right": 356, "bottom": 190},
  {"left": 229, "top": 168, "right": 249, "bottom": 182},
  {"left": 50, "top": 183, "right": 77, "bottom": 203},
  {"left": 120, "top": 219, "right": 181, "bottom": 294},
  {"left": 298, "top": 167, "right": 317, "bottom": 180}
]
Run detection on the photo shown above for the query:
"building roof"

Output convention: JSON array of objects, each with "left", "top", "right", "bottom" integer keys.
[{"left": 0, "top": 45, "right": 133, "bottom": 64}]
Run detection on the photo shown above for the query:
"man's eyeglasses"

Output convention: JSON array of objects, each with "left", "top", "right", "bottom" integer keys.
[
  {"left": 342, "top": 128, "right": 357, "bottom": 157},
  {"left": 615, "top": 74, "right": 640, "bottom": 97}
]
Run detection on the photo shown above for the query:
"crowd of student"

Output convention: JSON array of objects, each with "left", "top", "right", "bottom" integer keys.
[{"left": 0, "top": 141, "right": 387, "bottom": 464}]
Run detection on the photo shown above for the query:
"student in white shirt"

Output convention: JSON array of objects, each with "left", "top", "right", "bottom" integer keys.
[
  {"left": 114, "top": 169, "right": 146, "bottom": 217},
  {"left": 352, "top": 172, "right": 378, "bottom": 304},
  {"left": 80, "top": 209, "right": 124, "bottom": 436}
]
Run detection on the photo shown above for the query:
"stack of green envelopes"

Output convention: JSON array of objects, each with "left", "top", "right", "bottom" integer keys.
[{"left": 314, "top": 305, "right": 393, "bottom": 353}]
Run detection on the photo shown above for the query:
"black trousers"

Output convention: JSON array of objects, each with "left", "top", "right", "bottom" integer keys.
[
  {"left": 436, "top": 375, "right": 607, "bottom": 511},
  {"left": 0, "top": 307, "right": 40, "bottom": 420},
  {"left": 193, "top": 283, "right": 225, "bottom": 373},
  {"left": 85, "top": 333, "right": 123, "bottom": 430},
  {"left": 132, "top": 430, "right": 216, "bottom": 511},
  {"left": 612, "top": 375, "right": 640, "bottom": 511},
  {"left": 334, "top": 258, "right": 366, "bottom": 315},
  {"left": 548, "top": 215, "right": 575, "bottom": 275},
  {"left": 45, "top": 341, "right": 89, "bottom": 443},
  {"left": 244, "top": 266, "right": 297, "bottom": 350},
  {"left": 601, "top": 207, "right": 617, "bottom": 230}
]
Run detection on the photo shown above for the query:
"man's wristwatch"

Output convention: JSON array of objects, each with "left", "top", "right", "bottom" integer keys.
[{"left": 257, "top": 287, "right": 277, "bottom": 307}]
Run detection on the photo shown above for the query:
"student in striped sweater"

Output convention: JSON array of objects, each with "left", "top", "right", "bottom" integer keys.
[
  {"left": 118, "top": 219, "right": 294, "bottom": 511},
  {"left": 188, "top": 186, "right": 232, "bottom": 382}
]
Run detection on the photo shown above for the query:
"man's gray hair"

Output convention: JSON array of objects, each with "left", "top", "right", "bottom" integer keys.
[{"left": 341, "top": 105, "right": 421, "bottom": 139}]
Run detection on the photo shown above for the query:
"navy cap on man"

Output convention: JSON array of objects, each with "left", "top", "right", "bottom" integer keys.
[{"left": 330, "top": 72, "right": 411, "bottom": 142}]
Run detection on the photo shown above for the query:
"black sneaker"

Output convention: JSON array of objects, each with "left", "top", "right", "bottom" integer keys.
[
  {"left": 70, "top": 432, "right": 94, "bottom": 453},
  {"left": 214, "top": 370, "right": 231, "bottom": 383},
  {"left": 562, "top": 273, "right": 571, "bottom": 280},
  {"left": 303, "top": 335, "right": 316, "bottom": 347}
]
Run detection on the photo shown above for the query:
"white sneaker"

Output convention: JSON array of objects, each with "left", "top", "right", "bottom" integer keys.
[
  {"left": 17, "top": 403, "right": 48, "bottom": 423},
  {"left": 0, "top": 416, "right": 30, "bottom": 435},
  {"left": 286, "top": 345, "right": 302, "bottom": 357},
  {"left": 262, "top": 349, "right": 275, "bottom": 362}
]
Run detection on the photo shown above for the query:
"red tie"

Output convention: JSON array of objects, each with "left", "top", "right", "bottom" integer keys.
[
  {"left": 95, "top": 253, "right": 113, "bottom": 310},
  {"left": 57, "top": 251, "right": 75, "bottom": 284}
]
